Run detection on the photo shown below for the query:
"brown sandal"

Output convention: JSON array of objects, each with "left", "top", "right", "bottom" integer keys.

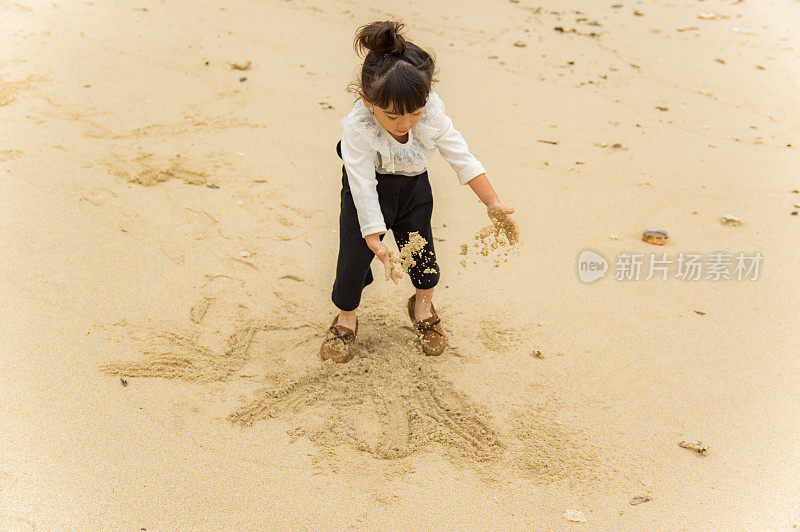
[
  {"left": 319, "top": 315, "right": 358, "bottom": 363},
  {"left": 407, "top": 295, "right": 446, "bottom": 356}
]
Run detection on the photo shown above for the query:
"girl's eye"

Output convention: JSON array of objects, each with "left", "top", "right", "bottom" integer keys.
[{"left": 387, "top": 116, "right": 399, "bottom": 120}]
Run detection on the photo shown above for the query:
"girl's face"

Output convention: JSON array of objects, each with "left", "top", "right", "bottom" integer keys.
[{"left": 361, "top": 95, "right": 424, "bottom": 139}]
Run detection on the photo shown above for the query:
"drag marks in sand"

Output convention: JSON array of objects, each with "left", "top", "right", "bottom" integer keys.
[
  {"left": 228, "top": 338, "right": 504, "bottom": 463},
  {"left": 97, "top": 289, "right": 317, "bottom": 384},
  {"left": 97, "top": 303, "right": 503, "bottom": 464},
  {"left": 97, "top": 319, "right": 261, "bottom": 384},
  {"left": 0, "top": 73, "right": 48, "bottom": 107},
  {"left": 97, "top": 295, "right": 615, "bottom": 485}
]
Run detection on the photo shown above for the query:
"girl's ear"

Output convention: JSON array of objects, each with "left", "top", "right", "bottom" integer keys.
[{"left": 359, "top": 90, "right": 373, "bottom": 110}]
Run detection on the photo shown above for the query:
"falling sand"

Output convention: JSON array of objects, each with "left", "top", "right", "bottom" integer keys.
[
  {"left": 460, "top": 210, "right": 520, "bottom": 269},
  {"left": 388, "top": 231, "right": 429, "bottom": 281}
]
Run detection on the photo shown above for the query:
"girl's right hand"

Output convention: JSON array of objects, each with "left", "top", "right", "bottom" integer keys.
[
  {"left": 365, "top": 233, "right": 401, "bottom": 284},
  {"left": 487, "top": 203, "right": 521, "bottom": 244}
]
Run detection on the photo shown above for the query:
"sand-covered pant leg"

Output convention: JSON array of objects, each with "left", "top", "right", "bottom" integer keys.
[{"left": 388, "top": 170, "right": 440, "bottom": 290}]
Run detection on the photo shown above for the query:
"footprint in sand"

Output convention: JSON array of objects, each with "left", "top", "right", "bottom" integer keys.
[
  {"left": 103, "top": 151, "right": 212, "bottom": 187},
  {"left": 127, "top": 161, "right": 209, "bottom": 187}
]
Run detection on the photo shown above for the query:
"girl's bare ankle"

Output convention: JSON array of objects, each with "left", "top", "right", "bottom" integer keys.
[
  {"left": 414, "top": 303, "right": 433, "bottom": 321},
  {"left": 336, "top": 311, "right": 357, "bottom": 329}
]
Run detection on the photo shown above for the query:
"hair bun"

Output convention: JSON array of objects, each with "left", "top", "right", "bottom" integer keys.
[{"left": 355, "top": 20, "right": 407, "bottom": 57}]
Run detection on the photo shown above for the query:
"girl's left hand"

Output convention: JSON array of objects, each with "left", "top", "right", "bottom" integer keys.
[{"left": 487, "top": 203, "right": 521, "bottom": 244}]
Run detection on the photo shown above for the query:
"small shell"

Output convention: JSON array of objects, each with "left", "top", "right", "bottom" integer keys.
[
  {"left": 229, "top": 60, "right": 252, "bottom": 70},
  {"left": 720, "top": 215, "right": 742, "bottom": 226}
]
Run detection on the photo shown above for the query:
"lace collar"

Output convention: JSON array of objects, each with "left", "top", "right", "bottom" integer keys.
[{"left": 341, "top": 91, "right": 446, "bottom": 162}]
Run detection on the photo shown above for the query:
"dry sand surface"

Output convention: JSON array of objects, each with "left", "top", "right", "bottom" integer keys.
[{"left": 2, "top": 0, "right": 800, "bottom": 529}]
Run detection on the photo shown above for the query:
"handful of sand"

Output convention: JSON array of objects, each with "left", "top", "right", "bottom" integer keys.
[
  {"left": 384, "top": 231, "right": 429, "bottom": 282},
  {"left": 459, "top": 208, "right": 520, "bottom": 269}
]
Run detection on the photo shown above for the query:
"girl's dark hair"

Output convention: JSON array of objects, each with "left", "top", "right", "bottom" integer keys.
[{"left": 348, "top": 20, "right": 436, "bottom": 115}]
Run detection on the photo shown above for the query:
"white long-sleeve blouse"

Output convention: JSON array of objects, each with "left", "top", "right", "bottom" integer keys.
[{"left": 339, "top": 91, "right": 486, "bottom": 237}]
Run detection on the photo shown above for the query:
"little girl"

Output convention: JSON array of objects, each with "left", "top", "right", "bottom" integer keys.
[{"left": 320, "top": 20, "right": 520, "bottom": 363}]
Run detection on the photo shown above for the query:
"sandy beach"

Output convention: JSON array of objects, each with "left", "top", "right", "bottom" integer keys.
[{"left": 2, "top": 0, "right": 799, "bottom": 528}]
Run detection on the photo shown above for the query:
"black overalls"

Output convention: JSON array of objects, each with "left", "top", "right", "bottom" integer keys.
[{"left": 331, "top": 140, "right": 440, "bottom": 311}]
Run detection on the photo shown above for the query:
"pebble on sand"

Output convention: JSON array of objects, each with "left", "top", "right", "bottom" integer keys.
[{"left": 563, "top": 509, "right": 587, "bottom": 523}]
